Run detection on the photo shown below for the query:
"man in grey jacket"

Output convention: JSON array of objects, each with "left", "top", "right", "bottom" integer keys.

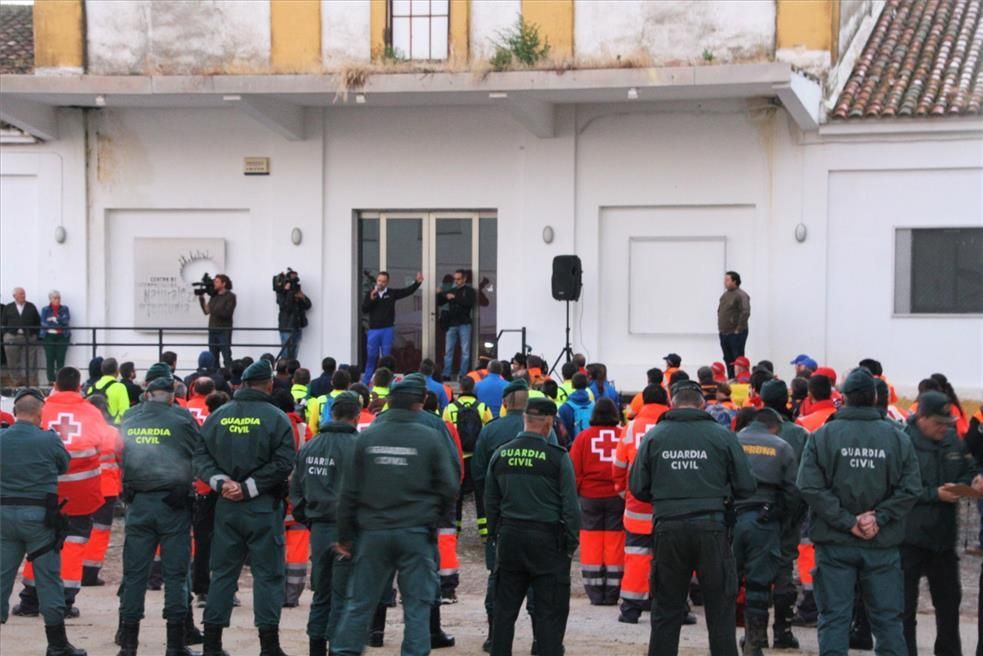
[{"left": 717, "top": 271, "right": 750, "bottom": 379}]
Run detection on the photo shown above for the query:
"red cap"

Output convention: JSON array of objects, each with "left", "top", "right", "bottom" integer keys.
[
  {"left": 814, "top": 367, "right": 838, "bottom": 384},
  {"left": 734, "top": 356, "right": 751, "bottom": 368},
  {"left": 711, "top": 362, "right": 725, "bottom": 374}
]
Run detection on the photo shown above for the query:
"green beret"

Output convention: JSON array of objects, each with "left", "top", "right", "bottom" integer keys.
[
  {"left": 145, "top": 362, "right": 173, "bottom": 384},
  {"left": 391, "top": 373, "right": 426, "bottom": 398},
  {"left": 916, "top": 391, "right": 957, "bottom": 424},
  {"left": 841, "top": 368, "right": 875, "bottom": 394},
  {"left": 760, "top": 379, "right": 788, "bottom": 406},
  {"left": 525, "top": 397, "right": 557, "bottom": 417},
  {"left": 330, "top": 392, "right": 362, "bottom": 417},
  {"left": 146, "top": 376, "right": 175, "bottom": 393},
  {"left": 669, "top": 379, "right": 702, "bottom": 396},
  {"left": 502, "top": 379, "right": 529, "bottom": 397},
  {"left": 242, "top": 359, "right": 274, "bottom": 382}
]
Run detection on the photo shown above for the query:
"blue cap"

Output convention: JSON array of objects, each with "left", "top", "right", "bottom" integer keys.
[{"left": 790, "top": 354, "right": 817, "bottom": 370}]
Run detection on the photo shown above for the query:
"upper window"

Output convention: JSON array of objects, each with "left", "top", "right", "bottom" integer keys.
[
  {"left": 895, "top": 227, "right": 983, "bottom": 314},
  {"left": 389, "top": 0, "right": 449, "bottom": 61}
]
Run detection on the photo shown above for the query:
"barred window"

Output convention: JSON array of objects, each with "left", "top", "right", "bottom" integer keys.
[
  {"left": 390, "top": 0, "right": 449, "bottom": 61},
  {"left": 895, "top": 228, "right": 983, "bottom": 314}
]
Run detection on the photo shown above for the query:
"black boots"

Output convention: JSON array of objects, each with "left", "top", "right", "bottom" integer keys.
[
  {"left": 258, "top": 626, "right": 288, "bottom": 656},
  {"left": 429, "top": 605, "right": 455, "bottom": 649},
  {"left": 482, "top": 615, "right": 493, "bottom": 653},
  {"left": 117, "top": 621, "right": 139, "bottom": 656},
  {"left": 772, "top": 595, "right": 800, "bottom": 649},
  {"left": 309, "top": 637, "right": 327, "bottom": 656},
  {"left": 45, "top": 623, "right": 87, "bottom": 656},
  {"left": 202, "top": 623, "right": 229, "bottom": 656},
  {"left": 165, "top": 621, "right": 202, "bottom": 656},
  {"left": 849, "top": 601, "right": 873, "bottom": 650},
  {"left": 368, "top": 605, "right": 386, "bottom": 647},
  {"left": 742, "top": 615, "right": 767, "bottom": 656}
]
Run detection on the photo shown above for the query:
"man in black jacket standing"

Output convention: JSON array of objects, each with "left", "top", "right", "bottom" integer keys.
[
  {"left": 360, "top": 270, "right": 423, "bottom": 384},
  {"left": 275, "top": 271, "right": 311, "bottom": 361},
  {"left": 437, "top": 270, "right": 475, "bottom": 380},
  {"left": 2, "top": 287, "right": 41, "bottom": 386}
]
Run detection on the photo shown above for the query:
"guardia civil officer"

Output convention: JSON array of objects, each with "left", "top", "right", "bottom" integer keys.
[
  {"left": 758, "top": 379, "right": 808, "bottom": 648},
  {"left": 471, "top": 379, "right": 559, "bottom": 650},
  {"left": 330, "top": 376, "right": 458, "bottom": 656},
  {"left": 733, "top": 408, "right": 798, "bottom": 656},
  {"left": 901, "top": 391, "right": 975, "bottom": 656},
  {"left": 796, "top": 368, "right": 921, "bottom": 656},
  {"left": 288, "top": 392, "right": 361, "bottom": 656},
  {"left": 628, "top": 381, "right": 756, "bottom": 656},
  {"left": 117, "top": 363, "right": 201, "bottom": 656},
  {"left": 0, "top": 388, "right": 85, "bottom": 656},
  {"left": 484, "top": 397, "right": 580, "bottom": 656},
  {"left": 194, "top": 359, "right": 295, "bottom": 656}
]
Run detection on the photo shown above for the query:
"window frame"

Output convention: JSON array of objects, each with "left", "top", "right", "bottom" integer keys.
[
  {"left": 892, "top": 226, "right": 983, "bottom": 317},
  {"left": 387, "top": 0, "right": 450, "bottom": 62}
]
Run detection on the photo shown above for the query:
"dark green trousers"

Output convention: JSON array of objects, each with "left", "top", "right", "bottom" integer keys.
[
  {"left": 331, "top": 527, "right": 437, "bottom": 656},
  {"left": 306, "top": 522, "right": 351, "bottom": 641},
  {"left": 203, "top": 496, "right": 285, "bottom": 628},
  {"left": 42, "top": 334, "right": 69, "bottom": 384},
  {"left": 814, "top": 544, "right": 906, "bottom": 656},
  {"left": 0, "top": 506, "right": 64, "bottom": 625},
  {"left": 119, "top": 492, "right": 191, "bottom": 622},
  {"left": 732, "top": 511, "right": 781, "bottom": 620}
]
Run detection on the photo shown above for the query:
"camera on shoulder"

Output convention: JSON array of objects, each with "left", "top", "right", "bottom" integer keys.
[
  {"left": 192, "top": 273, "right": 216, "bottom": 297},
  {"left": 273, "top": 268, "right": 301, "bottom": 294}
]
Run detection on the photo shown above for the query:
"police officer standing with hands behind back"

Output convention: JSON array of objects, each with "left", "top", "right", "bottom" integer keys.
[
  {"left": 1, "top": 388, "right": 85, "bottom": 656},
  {"left": 796, "top": 367, "right": 921, "bottom": 656},
  {"left": 484, "top": 397, "right": 580, "bottom": 656},
  {"left": 194, "top": 359, "right": 295, "bottom": 656},
  {"left": 116, "top": 363, "right": 202, "bottom": 656},
  {"left": 629, "top": 380, "right": 756, "bottom": 656}
]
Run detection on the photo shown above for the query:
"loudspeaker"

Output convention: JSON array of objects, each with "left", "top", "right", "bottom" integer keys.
[{"left": 551, "top": 255, "right": 582, "bottom": 301}]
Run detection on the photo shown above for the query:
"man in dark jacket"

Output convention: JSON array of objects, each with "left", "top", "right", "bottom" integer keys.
[
  {"left": 901, "top": 391, "right": 975, "bottom": 656},
  {"left": 360, "top": 271, "right": 423, "bottom": 384},
  {"left": 183, "top": 351, "right": 231, "bottom": 398},
  {"left": 716, "top": 272, "right": 750, "bottom": 379},
  {"left": 797, "top": 368, "right": 922, "bottom": 656},
  {"left": 275, "top": 273, "right": 311, "bottom": 361},
  {"left": 198, "top": 274, "right": 236, "bottom": 369},
  {"left": 437, "top": 270, "right": 475, "bottom": 380},
  {"left": 2, "top": 287, "right": 42, "bottom": 386},
  {"left": 308, "top": 357, "right": 337, "bottom": 399}
]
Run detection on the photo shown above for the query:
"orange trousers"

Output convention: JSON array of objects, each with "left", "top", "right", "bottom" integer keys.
[
  {"left": 81, "top": 497, "right": 115, "bottom": 583},
  {"left": 284, "top": 525, "right": 310, "bottom": 605},
  {"left": 797, "top": 542, "right": 815, "bottom": 588},
  {"left": 438, "top": 527, "right": 459, "bottom": 599},
  {"left": 621, "top": 527, "right": 652, "bottom": 615}
]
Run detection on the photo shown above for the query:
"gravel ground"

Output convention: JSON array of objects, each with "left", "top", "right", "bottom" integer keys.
[{"left": 2, "top": 499, "right": 981, "bottom": 655}]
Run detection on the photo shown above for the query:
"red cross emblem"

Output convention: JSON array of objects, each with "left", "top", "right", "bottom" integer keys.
[
  {"left": 632, "top": 423, "right": 658, "bottom": 449},
  {"left": 48, "top": 412, "right": 82, "bottom": 445},
  {"left": 189, "top": 407, "right": 206, "bottom": 425},
  {"left": 591, "top": 429, "right": 620, "bottom": 463}
]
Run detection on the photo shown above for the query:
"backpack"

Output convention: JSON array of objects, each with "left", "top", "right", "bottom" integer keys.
[
  {"left": 455, "top": 402, "right": 483, "bottom": 454},
  {"left": 86, "top": 379, "right": 121, "bottom": 401},
  {"left": 571, "top": 401, "right": 593, "bottom": 437}
]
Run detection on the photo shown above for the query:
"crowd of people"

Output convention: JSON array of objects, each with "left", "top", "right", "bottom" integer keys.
[{"left": 2, "top": 324, "right": 983, "bottom": 655}]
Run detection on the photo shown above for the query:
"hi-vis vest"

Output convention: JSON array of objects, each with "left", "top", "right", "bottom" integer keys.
[
  {"left": 41, "top": 391, "right": 108, "bottom": 516},
  {"left": 612, "top": 404, "right": 668, "bottom": 534}
]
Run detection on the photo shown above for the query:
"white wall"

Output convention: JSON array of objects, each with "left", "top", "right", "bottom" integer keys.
[
  {"left": 86, "top": 0, "right": 271, "bottom": 75},
  {"left": 575, "top": 0, "right": 775, "bottom": 65},
  {"left": 322, "top": 0, "right": 371, "bottom": 65},
  {"left": 470, "top": 0, "right": 521, "bottom": 61}
]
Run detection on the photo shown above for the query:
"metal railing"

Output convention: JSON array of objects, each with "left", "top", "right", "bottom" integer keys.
[
  {"left": 492, "top": 327, "right": 527, "bottom": 360},
  {"left": 0, "top": 325, "right": 282, "bottom": 386}
]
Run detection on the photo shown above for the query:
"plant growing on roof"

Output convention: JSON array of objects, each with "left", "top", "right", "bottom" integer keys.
[
  {"left": 382, "top": 45, "right": 408, "bottom": 63},
  {"left": 490, "top": 16, "right": 551, "bottom": 72}
]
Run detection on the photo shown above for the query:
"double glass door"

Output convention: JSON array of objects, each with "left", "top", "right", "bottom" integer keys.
[{"left": 358, "top": 211, "right": 497, "bottom": 375}]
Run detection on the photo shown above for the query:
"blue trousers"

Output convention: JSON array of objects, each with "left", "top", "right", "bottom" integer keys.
[
  {"left": 279, "top": 330, "right": 301, "bottom": 361},
  {"left": 443, "top": 323, "right": 472, "bottom": 378},
  {"left": 814, "top": 544, "right": 906, "bottom": 656},
  {"left": 363, "top": 326, "right": 394, "bottom": 384},
  {"left": 207, "top": 329, "right": 232, "bottom": 370}
]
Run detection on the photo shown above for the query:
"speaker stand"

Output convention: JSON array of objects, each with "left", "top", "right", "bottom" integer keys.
[{"left": 549, "top": 300, "right": 575, "bottom": 377}]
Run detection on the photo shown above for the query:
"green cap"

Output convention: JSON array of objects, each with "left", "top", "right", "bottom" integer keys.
[
  {"left": 525, "top": 397, "right": 557, "bottom": 417},
  {"left": 760, "top": 379, "right": 788, "bottom": 406},
  {"left": 669, "top": 379, "right": 702, "bottom": 396},
  {"left": 502, "top": 379, "right": 529, "bottom": 397},
  {"left": 146, "top": 376, "right": 175, "bottom": 393},
  {"left": 391, "top": 373, "right": 426, "bottom": 398},
  {"left": 242, "top": 359, "right": 274, "bottom": 382},
  {"left": 330, "top": 391, "right": 362, "bottom": 418},
  {"left": 841, "top": 368, "right": 875, "bottom": 394},
  {"left": 145, "top": 362, "right": 173, "bottom": 384},
  {"left": 916, "top": 391, "right": 957, "bottom": 424}
]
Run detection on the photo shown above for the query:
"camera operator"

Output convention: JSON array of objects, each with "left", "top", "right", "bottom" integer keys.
[
  {"left": 198, "top": 273, "right": 236, "bottom": 368},
  {"left": 275, "top": 270, "right": 311, "bottom": 360}
]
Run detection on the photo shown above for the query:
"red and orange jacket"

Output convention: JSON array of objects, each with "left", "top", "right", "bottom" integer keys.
[
  {"left": 613, "top": 403, "right": 668, "bottom": 533},
  {"left": 796, "top": 400, "right": 838, "bottom": 433},
  {"left": 41, "top": 391, "right": 111, "bottom": 516},
  {"left": 570, "top": 424, "right": 623, "bottom": 498}
]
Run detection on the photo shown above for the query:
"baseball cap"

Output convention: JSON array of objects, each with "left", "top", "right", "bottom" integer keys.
[
  {"left": 841, "top": 368, "right": 875, "bottom": 394},
  {"left": 734, "top": 356, "right": 751, "bottom": 369},
  {"left": 790, "top": 354, "right": 811, "bottom": 365},
  {"left": 916, "top": 391, "right": 957, "bottom": 424},
  {"left": 813, "top": 367, "right": 837, "bottom": 384},
  {"left": 663, "top": 353, "right": 682, "bottom": 367}
]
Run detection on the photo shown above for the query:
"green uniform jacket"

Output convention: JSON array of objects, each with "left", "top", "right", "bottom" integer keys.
[
  {"left": 471, "top": 411, "right": 558, "bottom": 493},
  {"left": 735, "top": 423, "right": 798, "bottom": 509},
  {"left": 121, "top": 400, "right": 201, "bottom": 492},
  {"left": 903, "top": 419, "right": 975, "bottom": 552},
  {"left": 337, "top": 409, "right": 457, "bottom": 545},
  {"left": 289, "top": 421, "right": 358, "bottom": 524},
  {"left": 796, "top": 406, "right": 922, "bottom": 548},
  {"left": 0, "top": 421, "right": 70, "bottom": 499},
  {"left": 629, "top": 407, "right": 757, "bottom": 521},
  {"left": 373, "top": 406, "right": 461, "bottom": 482},
  {"left": 484, "top": 432, "right": 580, "bottom": 553},
  {"left": 778, "top": 420, "right": 808, "bottom": 462},
  {"left": 194, "top": 387, "right": 295, "bottom": 505}
]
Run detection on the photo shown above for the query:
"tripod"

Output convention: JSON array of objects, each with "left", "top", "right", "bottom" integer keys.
[{"left": 549, "top": 300, "right": 574, "bottom": 377}]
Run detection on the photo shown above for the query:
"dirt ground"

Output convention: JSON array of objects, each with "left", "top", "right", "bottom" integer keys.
[{"left": 2, "top": 499, "right": 981, "bottom": 655}]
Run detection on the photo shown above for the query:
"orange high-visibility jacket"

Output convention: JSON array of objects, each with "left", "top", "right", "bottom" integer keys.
[
  {"left": 41, "top": 391, "right": 110, "bottom": 516},
  {"left": 97, "top": 422, "right": 123, "bottom": 498},
  {"left": 613, "top": 403, "right": 668, "bottom": 533},
  {"left": 795, "top": 400, "right": 838, "bottom": 433}
]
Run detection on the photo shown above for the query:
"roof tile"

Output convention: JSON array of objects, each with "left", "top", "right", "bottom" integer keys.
[
  {"left": 0, "top": 4, "right": 32, "bottom": 75},
  {"left": 834, "top": 0, "right": 983, "bottom": 120}
]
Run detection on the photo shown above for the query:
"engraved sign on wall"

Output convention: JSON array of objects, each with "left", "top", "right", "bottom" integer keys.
[{"left": 134, "top": 238, "right": 226, "bottom": 328}]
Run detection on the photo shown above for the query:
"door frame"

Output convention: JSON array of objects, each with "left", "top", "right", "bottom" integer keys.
[{"left": 358, "top": 210, "right": 496, "bottom": 367}]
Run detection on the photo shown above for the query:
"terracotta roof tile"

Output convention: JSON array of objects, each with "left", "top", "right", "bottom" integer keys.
[
  {"left": 0, "top": 4, "right": 33, "bottom": 75},
  {"left": 833, "top": 0, "right": 983, "bottom": 120}
]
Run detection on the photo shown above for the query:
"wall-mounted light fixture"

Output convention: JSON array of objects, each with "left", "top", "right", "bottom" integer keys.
[
  {"left": 542, "top": 226, "right": 555, "bottom": 244},
  {"left": 54, "top": 226, "right": 67, "bottom": 244},
  {"left": 291, "top": 227, "right": 303, "bottom": 246},
  {"left": 95, "top": 95, "right": 107, "bottom": 107},
  {"left": 794, "top": 223, "right": 808, "bottom": 243},
  {"left": 355, "top": 93, "right": 366, "bottom": 104}
]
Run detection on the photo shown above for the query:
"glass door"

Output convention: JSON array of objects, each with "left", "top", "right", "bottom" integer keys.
[{"left": 357, "top": 211, "right": 497, "bottom": 377}]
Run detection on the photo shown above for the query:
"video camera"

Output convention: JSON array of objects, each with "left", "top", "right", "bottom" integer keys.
[
  {"left": 273, "top": 268, "right": 301, "bottom": 294},
  {"left": 192, "top": 273, "right": 216, "bottom": 297}
]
